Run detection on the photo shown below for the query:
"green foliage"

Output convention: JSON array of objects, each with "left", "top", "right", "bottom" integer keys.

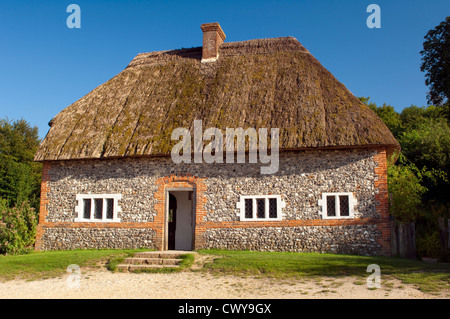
[
  {"left": 399, "top": 108, "right": 450, "bottom": 204},
  {"left": 416, "top": 223, "right": 441, "bottom": 259},
  {"left": 399, "top": 117, "right": 450, "bottom": 171},
  {"left": 420, "top": 16, "right": 450, "bottom": 106},
  {"left": 0, "top": 199, "right": 37, "bottom": 255},
  {"left": 401, "top": 104, "right": 449, "bottom": 129},
  {"left": 0, "top": 118, "right": 41, "bottom": 211},
  {"left": 0, "top": 156, "right": 33, "bottom": 206},
  {"left": 362, "top": 98, "right": 404, "bottom": 138},
  {"left": 387, "top": 153, "right": 445, "bottom": 222},
  {"left": 0, "top": 118, "right": 40, "bottom": 162},
  {"left": 362, "top": 97, "right": 449, "bottom": 257}
]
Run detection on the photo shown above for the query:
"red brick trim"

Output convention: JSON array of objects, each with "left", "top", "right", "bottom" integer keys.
[
  {"left": 35, "top": 222, "right": 157, "bottom": 228},
  {"left": 153, "top": 174, "right": 207, "bottom": 250},
  {"left": 373, "top": 147, "right": 391, "bottom": 256},
  {"left": 35, "top": 161, "right": 51, "bottom": 251}
]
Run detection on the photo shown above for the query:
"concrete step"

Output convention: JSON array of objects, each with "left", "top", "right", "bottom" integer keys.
[{"left": 122, "top": 257, "right": 182, "bottom": 265}]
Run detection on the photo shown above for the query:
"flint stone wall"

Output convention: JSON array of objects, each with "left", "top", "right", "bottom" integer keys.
[
  {"left": 40, "top": 148, "right": 382, "bottom": 254},
  {"left": 41, "top": 227, "right": 156, "bottom": 250},
  {"left": 204, "top": 225, "right": 380, "bottom": 255}
]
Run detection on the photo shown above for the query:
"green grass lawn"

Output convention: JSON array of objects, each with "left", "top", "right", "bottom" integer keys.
[
  {"left": 0, "top": 249, "right": 145, "bottom": 281},
  {"left": 1, "top": 248, "right": 449, "bottom": 295},
  {"left": 198, "top": 249, "right": 450, "bottom": 294}
]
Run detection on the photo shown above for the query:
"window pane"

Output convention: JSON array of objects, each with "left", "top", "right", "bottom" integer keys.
[
  {"left": 339, "top": 195, "right": 349, "bottom": 216},
  {"left": 256, "top": 198, "right": 265, "bottom": 218},
  {"left": 245, "top": 199, "right": 253, "bottom": 219},
  {"left": 83, "top": 199, "right": 91, "bottom": 219},
  {"left": 94, "top": 198, "right": 103, "bottom": 219},
  {"left": 326, "top": 196, "right": 336, "bottom": 217},
  {"left": 106, "top": 199, "right": 114, "bottom": 219},
  {"left": 269, "top": 198, "right": 277, "bottom": 218}
]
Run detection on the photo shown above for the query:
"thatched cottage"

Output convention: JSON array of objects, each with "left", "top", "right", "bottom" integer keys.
[{"left": 34, "top": 23, "right": 399, "bottom": 255}]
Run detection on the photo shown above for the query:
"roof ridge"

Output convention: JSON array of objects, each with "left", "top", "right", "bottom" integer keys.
[{"left": 126, "top": 36, "right": 308, "bottom": 69}]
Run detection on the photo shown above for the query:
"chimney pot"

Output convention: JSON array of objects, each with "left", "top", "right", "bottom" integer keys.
[{"left": 201, "top": 22, "right": 226, "bottom": 63}]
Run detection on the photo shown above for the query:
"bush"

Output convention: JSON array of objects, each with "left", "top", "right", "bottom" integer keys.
[
  {"left": 0, "top": 199, "right": 37, "bottom": 254},
  {"left": 387, "top": 153, "right": 427, "bottom": 222},
  {"left": 416, "top": 229, "right": 441, "bottom": 259},
  {"left": 387, "top": 152, "right": 447, "bottom": 222}
]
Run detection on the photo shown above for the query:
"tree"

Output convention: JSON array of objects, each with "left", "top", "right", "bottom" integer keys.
[
  {"left": 359, "top": 97, "right": 450, "bottom": 258},
  {"left": 0, "top": 118, "right": 41, "bottom": 210},
  {"left": 399, "top": 118, "right": 450, "bottom": 172},
  {"left": 387, "top": 153, "right": 426, "bottom": 222},
  {"left": 420, "top": 16, "right": 450, "bottom": 106},
  {"left": 400, "top": 104, "right": 449, "bottom": 129},
  {"left": 360, "top": 97, "right": 403, "bottom": 138},
  {"left": 399, "top": 117, "right": 450, "bottom": 204}
]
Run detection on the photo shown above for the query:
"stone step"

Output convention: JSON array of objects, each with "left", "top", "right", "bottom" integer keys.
[
  {"left": 134, "top": 251, "right": 195, "bottom": 259},
  {"left": 117, "top": 264, "right": 180, "bottom": 271},
  {"left": 123, "top": 257, "right": 182, "bottom": 265},
  {"left": 116, "top": 251, "right": 197, "bottom": 272}
]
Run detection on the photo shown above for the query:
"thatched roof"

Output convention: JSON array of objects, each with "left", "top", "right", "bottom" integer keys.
[{"left": 35, "top": 36, "right": 399, "bottom": 161}]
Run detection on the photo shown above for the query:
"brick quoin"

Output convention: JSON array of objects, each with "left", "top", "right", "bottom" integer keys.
[
  {"left": 35, "top": 161, "right": 51, "bottom": 251},
  {"left": 373, "top": 147, "right": 391, "bottom": 256}
]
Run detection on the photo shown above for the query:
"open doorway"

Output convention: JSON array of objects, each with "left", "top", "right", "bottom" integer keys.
[{"left": 167, "top": 190, "right": 194, "bottom": 250}]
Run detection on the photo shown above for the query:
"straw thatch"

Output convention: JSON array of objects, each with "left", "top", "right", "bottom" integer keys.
[{"left": 35, "top": 37, "right": 399, "bottom": 161}]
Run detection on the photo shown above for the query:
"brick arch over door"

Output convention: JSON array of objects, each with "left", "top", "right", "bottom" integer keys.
[{"left": 153, "top": 174, "right": 207, "bottom": 250}]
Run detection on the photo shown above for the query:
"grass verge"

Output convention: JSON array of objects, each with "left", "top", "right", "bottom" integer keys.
[
  {"left": 0, "top": 249, "right": 147, "bottom": 281},
  {"left": 197, "top": 249, "right": 450, "bottom": 294}
]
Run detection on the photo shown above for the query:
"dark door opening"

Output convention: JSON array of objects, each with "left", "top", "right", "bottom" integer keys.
[
  {"left": 167, "top": 190, "right": 194, "bottom": 251},
  {"left": 168, "top": 193, "right": 177, "bottom": 250}
]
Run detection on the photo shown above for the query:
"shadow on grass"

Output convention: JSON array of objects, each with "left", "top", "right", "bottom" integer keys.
[
  {"left": 0, "top": 248, "right": 150, "bottom": 281},
  {"left": 197, "top": 249, "right": 450, "bottom": 294}
]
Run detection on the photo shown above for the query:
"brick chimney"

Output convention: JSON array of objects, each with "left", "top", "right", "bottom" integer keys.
[{"left": 201, "top": 22, "right": 226, "bottom": 63}]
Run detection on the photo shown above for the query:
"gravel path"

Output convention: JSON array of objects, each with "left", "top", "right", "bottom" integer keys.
[{"left": 0, "top": 268, "right": 444, "bottom": 299}]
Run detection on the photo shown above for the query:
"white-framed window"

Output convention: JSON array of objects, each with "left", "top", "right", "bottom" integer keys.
[
  {"left": 236, "top": 195, "right": 285, "bottom": 221},
  {"left": 74, "top": 194, "right": 122, "bottom": 222},
  {"left": 318, "top": 192, "right": 356, "bottom": 219}
]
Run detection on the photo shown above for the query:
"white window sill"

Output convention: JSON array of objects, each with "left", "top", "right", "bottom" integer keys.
[
  {"left": 319, "top": 215, "right": 355, "bottom": 220},
  {"left": 74, "top": 218, "right": 121, "bottom": 223}
]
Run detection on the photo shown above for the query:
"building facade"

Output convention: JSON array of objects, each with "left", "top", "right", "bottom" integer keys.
[{"left": 34, "top": 23, "right": 398, "bottom": 255}]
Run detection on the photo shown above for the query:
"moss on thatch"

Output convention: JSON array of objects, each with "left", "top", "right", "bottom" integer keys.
[{"left": 35, "top": 37, "right": 399, "bottom": 161}]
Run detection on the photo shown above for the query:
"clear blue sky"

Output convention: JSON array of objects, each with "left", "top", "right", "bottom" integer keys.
[{"left": 1, "top": 0, "right": 449, "bottom": 139}]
